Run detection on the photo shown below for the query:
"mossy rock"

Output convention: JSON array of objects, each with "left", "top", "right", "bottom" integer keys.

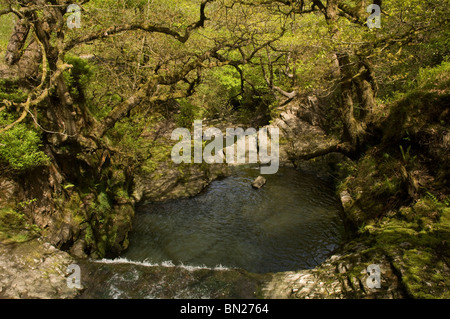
[{"left": 0, "top": 208, "right": 39, "bottom": 244}]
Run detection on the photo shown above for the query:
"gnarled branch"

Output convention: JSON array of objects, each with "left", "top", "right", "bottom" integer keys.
[{"left": 64, "top": 0, "right": 215, "bottom": 51}]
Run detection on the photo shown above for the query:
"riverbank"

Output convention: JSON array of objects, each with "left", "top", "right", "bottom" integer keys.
[
  {"left": 1, "top": 153, "right": 448, "bottom": 299},
  {"left": 0, "top": 237, "right": 79, "bottom": 299},
  {"left": 259, "top": 67, "right": 450, "bottom": 299}
]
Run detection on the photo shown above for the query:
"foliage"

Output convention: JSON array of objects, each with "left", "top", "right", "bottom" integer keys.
[
  {"left": 175, "top": 99, "right": 200, "bottom": 127},
  {"left": 0, "top": 208, "right": 41, "bottom": 243},
  {"left": 63, "top": 54, "right": 95, "bottom": 102},
  {"left": 0, "top": 0, "right": 449, "bottom": 286},
  {"left": 0, "top": 114, "right": 49, "bottom": 172},
  {"left": 0, "top": 79, "right": 27, "bottom": 105},
  {"left": 416, "top": 61, "right": 450, "bottom": 90}
]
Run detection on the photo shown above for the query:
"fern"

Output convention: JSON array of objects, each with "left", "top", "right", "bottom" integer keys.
[
  {"left": 425, "top": 191, "right": 450, "bottom": 207},
  {"left": 443, "top": 196, "right": 450, "bottom": 207},
  {"left": 425, "top": 191, "right": 439, "bottom": 206},
  {"left": 399, "top": 145, "right": 417, "bottom": 166}
]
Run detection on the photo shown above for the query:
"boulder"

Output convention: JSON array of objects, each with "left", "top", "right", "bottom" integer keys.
[
  {"left": 0, "top": 238, "right": 81, "bottom": 299},
  {"left": 252, "top": 176, "right": 267, "bottom": 189},
  {"left": 133, "top": 163, "right": 230, "bottom": 203}
]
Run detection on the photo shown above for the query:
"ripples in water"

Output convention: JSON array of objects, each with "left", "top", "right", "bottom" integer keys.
[{"left": 120, "top": 166, "right": 345, "bottom": 274}]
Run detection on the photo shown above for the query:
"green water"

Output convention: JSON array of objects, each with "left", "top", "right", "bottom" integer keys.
[{"left": 120, "top": 166, "right": 345, "bottom": 274}]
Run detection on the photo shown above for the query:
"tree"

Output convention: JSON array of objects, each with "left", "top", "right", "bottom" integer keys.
[
  {"left": 230, "top": 0, "right": 448, "bottom": 157},
  {"left": 0, "top": 0, "right": 286, "bottom": 255},
  {"left": 0, "top": 0, "right": 225, "bottom": 255}
]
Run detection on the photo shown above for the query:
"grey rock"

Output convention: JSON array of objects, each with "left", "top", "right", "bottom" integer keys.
[
  {"left": 262, "top": 242, "right": 407, "bottom": 299},
  {"left": 133, "top": 163, "right": 230, "bottom": 203},
  {"left": 252, "top": 176, "right": 267, "bottom": 189},
  {"left": 0, "top": 239, "right": 80, "bottom": 299},
  {"left": 70, "top": 239, "right": 88, "bottom": 259}
]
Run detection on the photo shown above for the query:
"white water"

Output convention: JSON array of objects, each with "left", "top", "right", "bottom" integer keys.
[{"left": 95, "top": 257, "right": 231, "bottom": 272}]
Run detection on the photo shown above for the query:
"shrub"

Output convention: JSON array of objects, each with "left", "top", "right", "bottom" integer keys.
[
  {"left": 175, "top": 99, "right": 200, "bottom": 127},
  {"left": 416, "top": 60, "right": 450, "bottom": 90},
  {"left": 0, "top": 114, "right": 49, "bottom": 172}
]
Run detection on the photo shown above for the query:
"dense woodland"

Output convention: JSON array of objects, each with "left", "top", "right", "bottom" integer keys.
[{"left": 0, "top": 0, "right": 449, "bottom": 298}]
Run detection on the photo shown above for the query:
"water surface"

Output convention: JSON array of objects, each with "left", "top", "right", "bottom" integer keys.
[{"left": 121, "top": 166, "right": 345, "bottom": 274}]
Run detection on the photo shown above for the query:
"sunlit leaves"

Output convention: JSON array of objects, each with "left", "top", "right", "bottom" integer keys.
[{"left": 0, "top": 114, "right": 49, "bottom": 171}]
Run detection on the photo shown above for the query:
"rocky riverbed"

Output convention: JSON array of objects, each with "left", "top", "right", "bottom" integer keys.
[{"left": 0, "top": 235, "right": 410, "bottom": 299}]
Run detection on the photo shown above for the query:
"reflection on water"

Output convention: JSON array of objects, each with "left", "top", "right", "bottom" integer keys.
[{"left": 120, "top": 166, "right": 345, "bottom": 274}]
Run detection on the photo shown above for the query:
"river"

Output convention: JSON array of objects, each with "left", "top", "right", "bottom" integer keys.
[{"left": 78, "top": 166, "right": 345, "bottom": 298}]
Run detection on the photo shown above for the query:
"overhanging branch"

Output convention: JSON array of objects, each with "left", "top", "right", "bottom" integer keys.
[{"left": 64, "top": 0, "right": 215, "bottom": 51}]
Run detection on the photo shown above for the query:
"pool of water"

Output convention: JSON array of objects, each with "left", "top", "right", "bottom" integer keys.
[{"left": 120, "top": 166, "right": 345, "bottom": 274}]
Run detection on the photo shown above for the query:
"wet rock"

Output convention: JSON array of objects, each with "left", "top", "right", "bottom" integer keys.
[
  {"left": 70, "top": 239, "right": 88, "bottom": 259},
  {"left": 252, "top": 176, "right": 267, "bottom": 189},
  {"left": 262, "top": 242, "right": 407, "bottom": 299},
  {"left": 133, "top": 163, "right": 230, "bottom": 203},
  {"left": 0, "top": 238, "right": 81, "bottom": 299},
  {"left": 340, "top": 190, "right": 353, "bottom": 210}
]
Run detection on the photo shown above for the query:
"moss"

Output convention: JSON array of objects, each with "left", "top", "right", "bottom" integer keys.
[
  {"left": 0, "top": 208, "right": 39, "bottom": 243},
  {"left": 0, "top": 13, "right": 13, "bottom": 51},
  {"left": 142, "top": 141, "right": 174, "bottom": 174},
  {"left": 64, "top": 192, "right": 86, "bottom": 225},
  {"left": 336, "top": 83, "right": 450, "bottom": 297},
  {"left": 97, "top": 240, "right": 106, "bottom": 258},
  {"left": 97, "top": 192, "right": 112, "bottom": 212},
  {"left": 0, "top": 79, "right": 27, "bottom": 104},
  {"left": 0, "top": 114, "right": 50, "bottom": 172},
  {"left": 398, "top": 248, "right": 448, "bottom": 299},
  {"left": 107, "top": 225, "right": 119, "bottom": 248},
  {"left": 114, "top": 187, "right": 130, "bottom": 202},
  {"left": 110, "top": 169, "right": 126, "bottom": 186},
  {"left": 350, "top": 200, "right": 450, "bottom": 298},
  {"left": 84, "top": 225, "right": 95, "bottom": 247},
  {"left": 76, "top": 187, "right": 134, "bottom": 257}
]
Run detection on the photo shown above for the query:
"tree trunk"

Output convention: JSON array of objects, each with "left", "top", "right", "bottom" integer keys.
[
  {"left": 5, "top": 18, "right": 30, "bottom": 66},
  {"left": 325, "top": 0, "right": 367, "bottom": 151},
  {"left": 336, "top": 52, "right": 367, "bottom": 149},
  {"left": 354, "top": 58, "right": 378, "bottom": 121}
]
